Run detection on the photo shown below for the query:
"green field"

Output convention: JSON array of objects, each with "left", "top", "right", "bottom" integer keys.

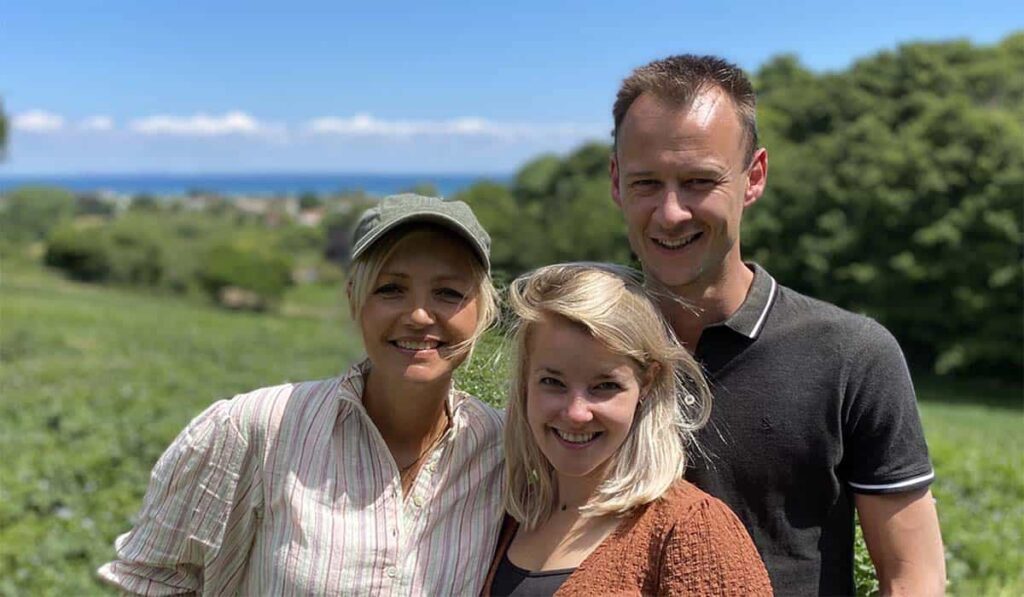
[{"left": 1, "top": 262, "right": 1021, "bottom": 596}]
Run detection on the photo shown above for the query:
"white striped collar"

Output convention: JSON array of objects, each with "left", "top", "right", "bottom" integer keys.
[{"left": 719, "top": 263, "right": 779, "bottom": 340}]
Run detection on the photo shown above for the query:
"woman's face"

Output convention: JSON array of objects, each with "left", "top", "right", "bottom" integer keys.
[
  {"left": 359, "top": 229, "right": 480, "bottom": 387},
  {"left": 525, "top": 315, "right": 645, "bottom": 484}
]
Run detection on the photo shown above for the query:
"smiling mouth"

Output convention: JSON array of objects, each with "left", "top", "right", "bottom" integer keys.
[
  {"left": 392, "top": 339, "right": 442, "bottom": 351},
  {"left": 552, "top": 428, "right": 602, "bottom": 445},
  {"left": 652, "top": 231, "right": 702, "bottom": 250}
]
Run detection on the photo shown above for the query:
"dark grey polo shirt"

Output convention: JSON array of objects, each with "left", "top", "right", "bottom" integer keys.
[{"left": 685, "top": 263, "right": 934, "bottom": 596}]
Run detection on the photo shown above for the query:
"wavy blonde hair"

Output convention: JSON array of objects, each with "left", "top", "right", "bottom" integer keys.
[
  {"left": 504, "top": 262, "right": 711, "bottom": 529},
  {"left": 347, "top": 223, "right": 498, "bottom": 363}
]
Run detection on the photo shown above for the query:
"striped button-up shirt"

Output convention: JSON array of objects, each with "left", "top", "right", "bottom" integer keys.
[{"left": 98, "top": 361, "right": 505, "bottom": 596}]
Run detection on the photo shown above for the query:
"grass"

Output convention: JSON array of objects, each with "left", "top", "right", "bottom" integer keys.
[
  {"left": 0, "top": 260, "right": 363, "bottom": 595},
  {"left": 1, "top": 261, "right": 1021, "bottom": 595}
]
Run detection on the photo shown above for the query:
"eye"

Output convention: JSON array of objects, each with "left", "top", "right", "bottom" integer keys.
[
  {"left": 630, "top": 179, "right": 661, "bottom": 193},
  {"left": 435, "top": 287, "right": 466, "bottom": 302},
  {"left": 685, "top": 178, "right": 717, "bottom": 190},
  {"left": 373, "top": 283, "right": 403, "bottom": 296},
  {"left": 594, "top": 381, "right": 624, "bottom": 392},
  {"left": 538, "top": 376, "right": 565, "bottom": 388}
]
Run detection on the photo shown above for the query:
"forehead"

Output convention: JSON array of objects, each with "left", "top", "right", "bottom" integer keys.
[
  {"left": 616, "top": 89, "right": 746, "bottom": 167},
  {"left": 381, "top": 229, "right": 477, "bottom": 277},
  {"left": 527, "top": 316, "right": 638, "bottom": 376}
]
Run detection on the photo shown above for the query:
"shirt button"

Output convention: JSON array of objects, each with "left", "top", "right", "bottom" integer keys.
[
  {"left": 385, "top": 566, "right": 397, "bottom": 578},
  {"left": 413, "top": 495, "right": 424, "bottom": 508}
]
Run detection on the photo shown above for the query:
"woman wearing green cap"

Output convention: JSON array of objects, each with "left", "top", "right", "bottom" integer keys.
[{"left": 99, "top": 194, "right": 505, "bottom": 595}]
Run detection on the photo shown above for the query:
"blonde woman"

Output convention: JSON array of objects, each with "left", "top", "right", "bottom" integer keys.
[
  {"left": 483, "top": 263, "right": 771, "bottom": 596},
  {"left": 100, "top": 194, "right": 505, "bottom": 595}
]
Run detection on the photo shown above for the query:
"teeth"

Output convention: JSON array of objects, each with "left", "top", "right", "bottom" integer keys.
[
  {"left": 554, "top": 429, "right": 598, "bottom": 444},
  {"left": 396, "top": 340, "right": 439, "bottom": 351},
  {"left": 653, "top": 233, "right": 700, "bottom": 249}
]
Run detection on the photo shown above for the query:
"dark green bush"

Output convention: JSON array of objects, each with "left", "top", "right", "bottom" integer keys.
[
  {"left": 107, "top": 226, "right": 165, "bottom": 286},
  {"left": 197, "top": 243, "right": 294, "bottom": 310},
  {"left": 43, "top": 226, "right": 111, "bottom": 282}
]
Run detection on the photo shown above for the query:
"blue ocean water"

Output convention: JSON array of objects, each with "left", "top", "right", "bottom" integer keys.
[{"left": 0, "top": 172, "right": 509, "bottom": 198}]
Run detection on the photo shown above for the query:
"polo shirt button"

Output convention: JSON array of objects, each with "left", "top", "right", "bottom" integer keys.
[{"left": 385, "top": 566, "right": 397, "bottom": 578}]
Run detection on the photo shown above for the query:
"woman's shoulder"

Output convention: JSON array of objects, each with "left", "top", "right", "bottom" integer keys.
[
  {"left": 652, "top": 480, "right": 744, "bottom": 528},
  {"left": 451, "top": 389, "right": 504, "bottom": 438},
  {"left": 221, "top": 367, "right": 361, "bottom": 443},
  {"left": 653, "top": 482, "right": 773, "bottom": 594}
]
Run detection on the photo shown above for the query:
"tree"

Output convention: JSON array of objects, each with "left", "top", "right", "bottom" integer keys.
[
  {"left": 298, "top": 191, "right": 322, "bottom": 210},
  {"left": 0, "top": 186, "right": 76, "bottom": 243},
  {"left": 746, "top": 33, "right": 1024, "bottom": 376}
]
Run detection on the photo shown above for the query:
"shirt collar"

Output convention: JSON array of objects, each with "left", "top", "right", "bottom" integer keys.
[
  {"left": 335, "top": 358, "right": 467, "bottom": 429},
  {"left": 716, "top": 263, "right": 778, "bottom": 340}
]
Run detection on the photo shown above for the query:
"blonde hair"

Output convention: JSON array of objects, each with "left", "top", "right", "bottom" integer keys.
[
  {"left": 347, "top": 223, "right": 498, "bottom": 362},
  {"left": 504, "top": 262, "right": 711, "bottom": 529}
]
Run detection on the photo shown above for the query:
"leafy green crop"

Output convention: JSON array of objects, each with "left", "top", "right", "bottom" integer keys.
[{"left": 1, "top": 262, "right": 1020, "bottom": 595}]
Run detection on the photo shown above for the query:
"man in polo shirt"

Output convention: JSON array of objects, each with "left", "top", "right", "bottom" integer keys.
[{"left": 609, "top": 54, "right": 946, "bottom": 595}]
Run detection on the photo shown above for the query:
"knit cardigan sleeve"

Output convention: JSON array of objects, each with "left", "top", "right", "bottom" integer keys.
[{"left": 660, "top": 496, "right": 772, "bottom": 596}]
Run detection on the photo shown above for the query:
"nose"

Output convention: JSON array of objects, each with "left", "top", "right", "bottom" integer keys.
[
  {"left": 653, "top": 187, "right": 691, "bottom": 229},
  {"left": 563, "top": 394, "right": 593, "bottom": 425},
  {"left": 406, "top": 303, "right": 436, "bottom": 327}
]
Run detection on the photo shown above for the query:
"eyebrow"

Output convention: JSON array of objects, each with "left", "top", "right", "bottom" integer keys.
[
  {"left": 533, "top": 367, "right": 624, "bottom": 381},
  {"left": 378, "top": 271, "right": 472, "bottom": 284},
  {"left": 625, "top": 166, "right": 724, "bottom": 178},
  {"left": 535, "top": 366, "right": 563, "bottom": 376}
]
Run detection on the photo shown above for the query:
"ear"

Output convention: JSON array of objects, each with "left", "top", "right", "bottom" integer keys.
[
  {"left": 639, "top": 362, "right": 661, "bottom": 402},
  {"left": 609, "top": 152, "right": 623, "bottom": 208},
  {"left": 743, "top": 147, "right": 768, "bottom": 208}
]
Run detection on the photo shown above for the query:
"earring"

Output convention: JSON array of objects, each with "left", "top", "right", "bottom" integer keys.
[{"left": 528, "top": 469, "right": 540, "bottom": 485}]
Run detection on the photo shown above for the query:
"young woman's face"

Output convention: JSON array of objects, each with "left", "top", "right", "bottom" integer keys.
[
  {"left": 525, "top": 315, "right": 645, "bottom": 484},
  {"left": 359, "top": 229, "right": 480, "bottom": 386}
]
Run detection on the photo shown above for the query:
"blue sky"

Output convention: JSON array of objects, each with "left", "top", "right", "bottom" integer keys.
[{"left": 3, "top": 0, "right": 1020, "bottom": 174}]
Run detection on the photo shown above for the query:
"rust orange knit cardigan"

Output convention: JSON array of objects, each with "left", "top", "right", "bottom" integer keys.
[{"left": 481, "top": 480, "right": 772, "bottom": 596}]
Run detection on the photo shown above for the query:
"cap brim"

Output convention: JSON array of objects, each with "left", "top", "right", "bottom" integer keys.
[{"left": 350, "top": 210, "right": 490, "bottom": 271}]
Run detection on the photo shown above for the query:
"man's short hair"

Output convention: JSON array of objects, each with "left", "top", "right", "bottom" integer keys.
[{"left": 613, "top": 54, "right": 759, "bottom": 161}]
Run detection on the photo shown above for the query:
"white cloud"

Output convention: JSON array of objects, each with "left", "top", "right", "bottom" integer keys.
[
  {"left": 13, "top": 109, "right": 65, "bottom": 132},
  {"left": 128, "top": 111, "right": 276, "bottom": 137},
  {"left": 304, "top": 113, "right": 603, "bottom": 140},
  {"left": 79, "top": 115, "right": 115, "bottom": 131}
]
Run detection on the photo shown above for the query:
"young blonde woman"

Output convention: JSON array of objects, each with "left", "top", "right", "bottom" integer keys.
[
  {"left": 100, "top": 194, "right": 505, "bottom": 595},
  {"left": 483, "top": 263, "right": 771, "bottom": 596}
]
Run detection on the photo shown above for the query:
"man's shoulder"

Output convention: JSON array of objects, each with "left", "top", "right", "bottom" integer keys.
[{"left": 772, "top": 281, "right": 896, "bottom": 347}]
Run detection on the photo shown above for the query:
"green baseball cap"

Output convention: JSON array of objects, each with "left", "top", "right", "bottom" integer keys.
[{"left": 350, "top": 193, "right": 491, "bottom": 271}]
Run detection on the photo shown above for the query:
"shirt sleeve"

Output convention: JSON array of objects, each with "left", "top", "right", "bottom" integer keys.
[
  {"left": 660, "top": 497, "right": 773, "bottom": 596},
  {"left": 840, "top": 319, "right": 935, "bottom": 494},
  {"left": 97, "top": 399, "right": 263, "bottom": 595}
]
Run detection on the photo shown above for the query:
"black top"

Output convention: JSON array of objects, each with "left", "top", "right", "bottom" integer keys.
[
  {"left": 489, "top": 551, "right": 573, "bottom": 597},
  {"left": 685, "top": 263, "right": 934, "bottom": 596}
]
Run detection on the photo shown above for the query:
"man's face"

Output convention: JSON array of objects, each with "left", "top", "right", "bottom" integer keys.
[{"left": 610, "top": 89, "right": 766, "bottom": 293}]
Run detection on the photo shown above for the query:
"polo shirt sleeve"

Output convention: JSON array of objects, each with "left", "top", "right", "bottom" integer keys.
[{"left": 839, "top": 319, "right": 934, "bottom": 495}]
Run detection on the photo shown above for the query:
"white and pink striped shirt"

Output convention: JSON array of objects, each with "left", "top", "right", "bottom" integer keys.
[{"left": 98, "top": 360, "right": 505, "bottom": 596}]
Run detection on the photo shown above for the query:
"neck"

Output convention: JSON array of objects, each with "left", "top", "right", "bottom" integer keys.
[
  {"left": 362, "top": 368, "right": 451, "bottom": 450},
  {"left": 660, "top": 258, "right": 754, "bottom": 352},
  {"left": 555, "top": 465, "right": 607, "bottom": 512}
]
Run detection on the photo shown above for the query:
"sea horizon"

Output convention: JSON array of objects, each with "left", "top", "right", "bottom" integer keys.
[{"left": 0, "top": 171, "right": 512, "bottom": 198}]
